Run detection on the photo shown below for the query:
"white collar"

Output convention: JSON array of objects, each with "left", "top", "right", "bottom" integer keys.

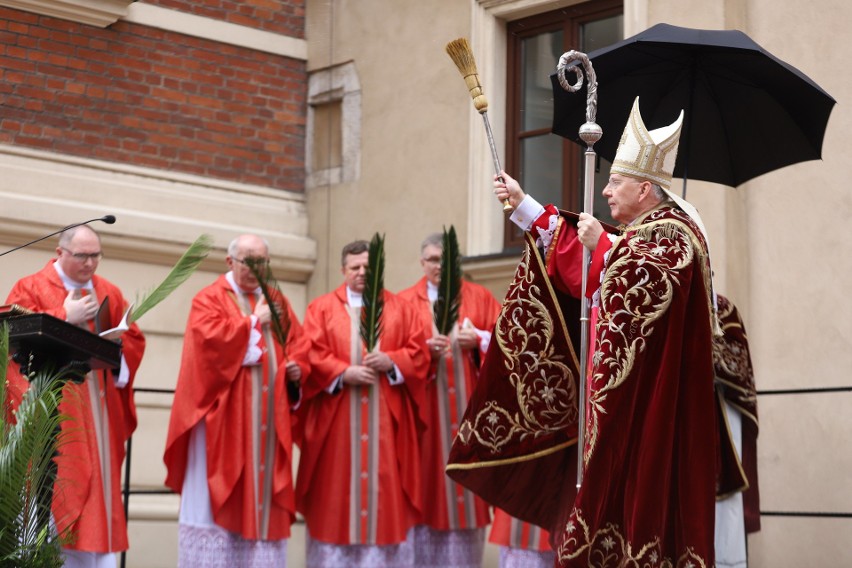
[
  {"left": 53, "top": 262, "right": 92, "bottom": 291},
  {"left": 426, "top": 280, "right": 439, "bottom": 302},
  {"left": 346, "top": 286, "right": 363, "bottom": 308},
  {"left": 226, "top": 271, "right": 260, "bottom": 297}
]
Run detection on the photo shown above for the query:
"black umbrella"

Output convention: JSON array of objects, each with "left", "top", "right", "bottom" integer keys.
[{"left": 551, "top": 23, "right": 836, "bottom": 188}]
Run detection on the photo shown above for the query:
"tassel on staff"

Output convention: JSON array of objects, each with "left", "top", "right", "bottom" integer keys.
[{"left": 445, "top": 37, "right": 513, "bottom": 212}]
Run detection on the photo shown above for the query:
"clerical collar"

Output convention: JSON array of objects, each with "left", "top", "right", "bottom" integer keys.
[
  {"left": 426, "top": 280, "right": 439, "bottom": 302},
  {"left": 225, "top": 271, "right": 260, "bottom": 297},
  {"left": 53, "top": 261, "right": 92, "bottom": 291},
  {"left": 346, "top": 286, "right": 363, "bottom": 308}
]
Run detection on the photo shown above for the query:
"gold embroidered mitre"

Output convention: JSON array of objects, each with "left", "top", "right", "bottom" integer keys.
[{"left": 611, "top": 97, "right": 684, "bottom": 190}]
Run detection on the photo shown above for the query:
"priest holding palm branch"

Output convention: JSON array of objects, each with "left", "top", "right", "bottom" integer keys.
[
  {"left": 399, "top": 230, "right": 500, "bottom": 568},
  {"left": 295, "top": 238, "right": 429, "bottom": 567}
]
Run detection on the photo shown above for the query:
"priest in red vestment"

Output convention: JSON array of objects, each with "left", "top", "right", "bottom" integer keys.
[
  {"left": 450, "top": 97, "right": 720, "bottom": 567},
  {"left": 398, "top": 232, "right": 500, "bottom": 567},
  {"left": 5, "top": 225, "right": 146, "bottom": 567},
  {"left": 295, "top": 239, "right": 429, "bottom": 567},
  {"left": 162, "top": 234, "right": 310, "bottom": 567}
]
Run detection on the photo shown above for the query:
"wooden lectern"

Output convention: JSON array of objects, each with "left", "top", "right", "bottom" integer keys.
[{"left": 1, "top": 310, "right": 120, "bottom": 380}]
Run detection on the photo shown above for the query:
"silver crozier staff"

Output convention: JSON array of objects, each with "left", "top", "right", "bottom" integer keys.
[{"left": 555, "top": 50, "right": 602, "bottom": 489}]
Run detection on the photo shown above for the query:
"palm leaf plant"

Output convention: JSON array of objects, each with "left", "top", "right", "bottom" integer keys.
[
  {"left": 433, "top": 226, "right": 463, "bottom": 336},
  {"left": 360, "top": 233, "right": 385, "bottom": 352},
  {"left": 0, "top": 324, "right": 68, "bottom": 568}
]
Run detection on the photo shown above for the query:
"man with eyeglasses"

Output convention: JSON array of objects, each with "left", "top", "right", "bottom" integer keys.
[
  {"left": 4, "top": 224, "right": 146, "bottom": 567},
  {"left": 397, "top": 232, "right": 500, "bottom": 567},
  {"left": 163, "top": 233, "right": 311, "bottom": 567}
]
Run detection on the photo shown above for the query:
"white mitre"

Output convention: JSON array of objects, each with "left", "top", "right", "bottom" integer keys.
[{"left": 611, "top": 97, "right": 710, "bottom": 245}]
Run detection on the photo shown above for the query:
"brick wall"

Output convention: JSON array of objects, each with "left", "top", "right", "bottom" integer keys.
[
  {"left": 144, "top": 0, "right": 305, "bottom": 37},
  {"left": 0, "top": 6, "right": 307, "bottom": 192}
]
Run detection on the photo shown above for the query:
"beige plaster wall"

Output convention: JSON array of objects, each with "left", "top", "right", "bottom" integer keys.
[{"left": 305, "top": 0, "right": 477, "bottom": 297}]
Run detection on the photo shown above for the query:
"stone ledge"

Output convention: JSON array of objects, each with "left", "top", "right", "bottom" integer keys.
[{"left": 0, "top": 0, "right": 134, "bottom": 28}]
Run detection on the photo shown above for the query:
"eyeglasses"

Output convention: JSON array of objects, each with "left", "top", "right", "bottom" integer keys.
[
  {"left": 61, "top": 247, "right": 103, "bottom": 262},
  {"left": 234, "top": 257, "right": 271, "bottom": 268},
  {"left": 422, "top": 256, "right": 442, "bottom": 265}
]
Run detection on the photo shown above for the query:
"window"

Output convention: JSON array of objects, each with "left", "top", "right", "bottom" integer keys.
[
  {"left": 307, "top": 62, "right": 361, "bottom": 188},
  {"left": 312, "top": 100, "right": 343, "bottom": 171},
  {"left": 504, "top": 1, "right": 623, "bottom": 247}
]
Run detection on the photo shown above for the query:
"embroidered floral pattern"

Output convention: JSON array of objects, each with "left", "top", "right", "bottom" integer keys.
[
  {"left": 455, "top": 241, "right": 579, "bottom": 454},
  {"left": 583, "top": 207, "right": 710, "bottom": 465},
  {"left": 712, "top": 295, "right": 757, "bottom": 417},
  {"left": 556, "top": 509, "right": 709, "bottom": 568}
]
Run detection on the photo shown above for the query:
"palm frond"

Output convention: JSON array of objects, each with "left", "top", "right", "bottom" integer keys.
[
  {"left": 243, "top": 258, "right": 290, "bottom": 349},
  {"left": 360, "top": 233, "right": 385, "bottom": 352},
  {"left": 0, "top": 326, "right": 68, "bottom": 568},
  {"left": 128, "top": 234, "right": 213, "bottom": 325},
  {"left": 433, "top": 226, "right": 463, "bottom": 336}
]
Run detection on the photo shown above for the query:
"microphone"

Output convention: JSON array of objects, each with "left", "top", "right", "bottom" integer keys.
[{"left": 0, "top": 215, "right": 117, "bottom": 258}]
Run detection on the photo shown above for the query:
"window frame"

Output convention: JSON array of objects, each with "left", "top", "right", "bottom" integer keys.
[{"left": 504, "top": 0, "right": 623, "bottom": 248}]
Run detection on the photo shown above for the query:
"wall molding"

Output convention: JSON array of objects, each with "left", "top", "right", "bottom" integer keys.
[
  {"left": 0, "top": 144, "right": 316, "bottom": 282},
  {"left": 306, "top": 62, "right": 361, "bottom": 187},
  {"left": 0, "top": 0, "right": 133, "bottom": 27},
  {"left": 124, "top": 3, "right": 307, "bottom": 60}
]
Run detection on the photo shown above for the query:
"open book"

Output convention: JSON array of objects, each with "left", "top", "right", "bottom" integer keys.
[{"left": 99, "top": 303, "right": 133, "bottom": 341}]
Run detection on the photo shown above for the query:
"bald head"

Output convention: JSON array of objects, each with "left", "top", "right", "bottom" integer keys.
[
  {"left": 56, "top": 225, "right": 102, "bottom": 285},
  {"left": 226, "top": 234, "right": 270, "bottom": 291}
]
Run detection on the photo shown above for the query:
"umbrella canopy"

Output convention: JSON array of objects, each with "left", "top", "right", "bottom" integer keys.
[{"left": 551, "top": 23, "right": 836, "bottom": 187}]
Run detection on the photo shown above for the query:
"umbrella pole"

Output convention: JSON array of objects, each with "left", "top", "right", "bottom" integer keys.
[{"left": 556, "top": 51, "right": 601, "bottom": 489}]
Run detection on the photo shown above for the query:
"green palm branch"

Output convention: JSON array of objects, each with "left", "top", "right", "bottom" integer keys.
[
  {"left": 243, "top": 257, "right": 291, "bottom": 349},
  {"left": 360, "top": 233, "right": 385, "bottom": 352},
  {"left": 128, "top": 234, "right": 214, "bottom": 325},
  {"left": 433, "top": 225, "right": 462, "bottom": 336},
  {"left": 0, "top": 325, "right": 68, "bottom": 568}
]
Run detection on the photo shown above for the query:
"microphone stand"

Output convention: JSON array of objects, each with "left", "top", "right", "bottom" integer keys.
[{"left": 0, "top": 215, "right": 116, "bottom": 258}]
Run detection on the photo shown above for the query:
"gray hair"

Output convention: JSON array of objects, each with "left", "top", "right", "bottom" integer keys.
[
  {"left": 228, "top": 235, "right": 270, "bottom": 257},
  {"left": 58, "top": 225, "right": 100, "bottom": 248},
  {"left": 651, "top": 183, "right": 666, "bottom": 201},
  {"left": 420, "top": 232, "right": 443, "bottom": 253}
]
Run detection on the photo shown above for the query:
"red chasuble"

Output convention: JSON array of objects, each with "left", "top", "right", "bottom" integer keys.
[
  {"left": 5, "top": 260, "right": 145, "bottom": 553},
  {"left": 714, "top": 293, "right": 760, "bottom": 533},
  {"left": 398, "top": 277, "right": 500, "bottom": 531},
  {"left": 163, "top": 275, "right": 310, "bottom": 540},
  {"left": 448, "top": 204, "right": 719, "bottom": 568},
  {"left": 295, "top": 286, "right": 429, "bottom": 545}
]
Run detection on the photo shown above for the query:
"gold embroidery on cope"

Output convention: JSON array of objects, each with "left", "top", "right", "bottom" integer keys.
[
  {"left": 455, "top": 239, "right": 579, "bottom": 455},
  {"left": 557, "top": 508, "right": 708, "bottom": 568},
  {"left": 584, "top": 208, "right": 707, "bottom": 466}
]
